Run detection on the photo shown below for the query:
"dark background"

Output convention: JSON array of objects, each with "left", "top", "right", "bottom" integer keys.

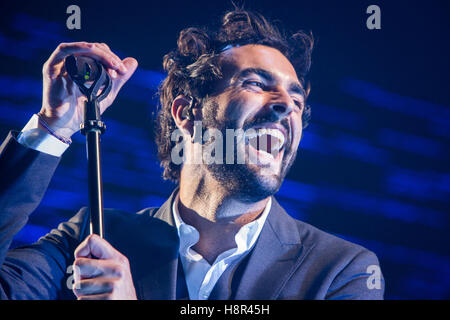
[{"left": 0, "top": 0, "right": 449, "bottom": 299}]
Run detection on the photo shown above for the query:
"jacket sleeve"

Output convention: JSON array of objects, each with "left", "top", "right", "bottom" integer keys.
[
  {"left": 0, "top": 131, "right": 89, "bottom": 299},
  {"left": 325, "top": 249, "right": 385, "bottom": 300},
  {"left": 0, "top": 208, "right": 90, "bottom": 299}
]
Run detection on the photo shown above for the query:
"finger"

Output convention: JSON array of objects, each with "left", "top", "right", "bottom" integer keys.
[
  {"left": 95, "top": 42, "right": 110, "bottom": 52},
  {"left": 73, "top": 278, "right": 115, "bottom": 297},
  {"left": 74, "top": 234, "right": 122, "bottom": 260},
  {"left": 105, "top": 56, "right": 138, "bottom": 84},
  {"left": 44, "top": 42, "right": 124, "bottom": 75},
  {"left": 65, "top": 42, "right": 123, "bottom": 70},
  {"left": 99, "top": 57, "right": 138, "bottom": 113},
  {"left": 108, "top": 57, "right": 138, "bottom": 89},
  {"left": 77, "top": 293, "right": 112, "bottom": 300},
  {"left": 92, "top": 43, "right": 128, "bottom": 74},
  {"left": 108, "top": 68, "right": 118, "bottom": 80},
  {"left": 74, "top": 257, "right": 123, "bottom": 279},
  {"left": 118, "top": 57, "right": 138, "bottom": 81}
]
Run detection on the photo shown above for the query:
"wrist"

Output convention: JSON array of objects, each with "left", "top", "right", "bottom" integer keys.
[
  {"left": 36, "top": 113, "right": 73, "bottom": 144},
  {"left": 37, "top": 111, "right": 78, "bottom": 139}
]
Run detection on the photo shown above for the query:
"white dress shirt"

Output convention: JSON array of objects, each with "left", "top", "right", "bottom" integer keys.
[
  {"left": 17, "top": 116, "right": 272, "bottom": 300},
  {"left": 172, "top": 192, "right": 271, "bottom": 300},
  {"left": 17, "top": 114, "right": 69, "bottom": 157}
]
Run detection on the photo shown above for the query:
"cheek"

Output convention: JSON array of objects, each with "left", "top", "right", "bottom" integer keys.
[
  {"left": 220, "top": 91, "right": 262, "bottom": 127},
  {"left": 289, "top": 115, "right": 303, "bottom": 149}
]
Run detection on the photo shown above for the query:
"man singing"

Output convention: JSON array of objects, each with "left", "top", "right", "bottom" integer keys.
[{"left": 0, "top": 8, "right": 384, "bottom": 299}]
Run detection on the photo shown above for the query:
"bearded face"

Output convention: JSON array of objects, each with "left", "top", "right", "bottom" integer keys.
[{"left": 192, "top": 45, "right": 305, "bottom": 203}]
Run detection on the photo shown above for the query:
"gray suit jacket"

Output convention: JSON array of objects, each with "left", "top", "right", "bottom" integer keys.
[{"left": 0, "top": 131, "right": 384, "bottom": 299}]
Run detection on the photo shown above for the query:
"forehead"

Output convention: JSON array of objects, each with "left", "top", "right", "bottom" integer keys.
[{"left": 220, "top": 44, "right": 299, "bottom": 84}]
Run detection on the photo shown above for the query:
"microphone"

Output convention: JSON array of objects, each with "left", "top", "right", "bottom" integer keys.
[
  {"left": 64, "top": 55, "right": 111, "bottom": 101},
  {"left": 65, "top": 55, "right": 101, "bottom": 83}
]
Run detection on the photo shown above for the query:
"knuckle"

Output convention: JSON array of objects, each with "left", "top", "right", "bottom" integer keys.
[
  {"left": 110, "top": 265, "right": 124, "bottom": 277},
  {"left": 116, "top": 256, "right": 130, "bottom": 270},
  {"left": 103, "top": 280, "right": 115, "bottom": 291},
  {"left": 118, "top": 255, "right": 129, "bottom": 265},
  {"left": 111, "top": 279, "right": 122, "bottom": 291},
  {"left": 57, "top": 41, "right": 93, "bottom": 53},
  {"left": 86, "top": 234, "right": 95, "bottom": 241},
  {"left": 73, "top": 257, "right": 85, "bottom": 266},
  {"left": 57, "top": 42, "right": 68, "bottom": 51},
  {"left": 90, "top": 233, "right": 101, "bottom": 240},
  {"left": 82, "top": 42, "right": 93, "bottom": 49},
  {"left": 72, "top": 259, "right": 86, "bottom": 275},
  {"left": 42, "top": 61, "right": 49, "bottom": 74},
  {"left": 72, "top": 260, "right": 82, "bottom": 271},
  {"left": 72, "top": 282, "right": 82, "bottom": 296},
  {"left": 86, "top": 233, "right": 99, "bottom": 244}
]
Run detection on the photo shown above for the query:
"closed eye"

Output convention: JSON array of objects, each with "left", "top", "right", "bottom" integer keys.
[
  {"left": 243, "top": 80, "right": 265, "bottom": 89},
  {"left": 293, "top": 98, "right": 305, "bottom": 111}
]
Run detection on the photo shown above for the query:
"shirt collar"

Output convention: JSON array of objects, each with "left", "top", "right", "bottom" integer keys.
[{"left": 172, "top": 192, "right": 272, "bottom": 257}]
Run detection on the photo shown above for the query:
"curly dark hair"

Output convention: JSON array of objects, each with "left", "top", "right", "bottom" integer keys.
[{"left": 156, "top": 8, "right": 314, "bottom": 182}]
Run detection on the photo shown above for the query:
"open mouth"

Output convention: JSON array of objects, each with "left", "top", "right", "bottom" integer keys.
[{"left": 245, "top": 127, "right": 286, "bottom": 159}]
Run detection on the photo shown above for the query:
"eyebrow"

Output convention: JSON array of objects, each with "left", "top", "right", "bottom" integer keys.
[{"left": 234, "top": 67, "right": 306, "bottom": 97}]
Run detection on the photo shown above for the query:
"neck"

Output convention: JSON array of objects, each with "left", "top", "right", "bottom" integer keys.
[
  {"left": 177, "top": 165, "right": 269, "bottom": 264},
  {"left": 179, "top": 165, "right": 269, "bottom": 224}
]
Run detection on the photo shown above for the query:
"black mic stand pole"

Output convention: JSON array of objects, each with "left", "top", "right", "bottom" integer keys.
[
  {"left": 65, "top": 55, "right": 112, "bottom": 238},
  {"left": 81, "top": 97, "right": 107, "bottom": 238}
]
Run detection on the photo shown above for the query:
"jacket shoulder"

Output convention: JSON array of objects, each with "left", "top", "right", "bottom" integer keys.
[
  {"left": 294, "top": 218, "right": 370, "bottom": 256},
  {"left": 287, "top": 216, "right": 384, "bottom": 299}
]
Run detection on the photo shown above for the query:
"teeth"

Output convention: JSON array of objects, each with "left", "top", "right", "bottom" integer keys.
[{"left": 245, "top": 128, "right": 286, "bottom": 151}]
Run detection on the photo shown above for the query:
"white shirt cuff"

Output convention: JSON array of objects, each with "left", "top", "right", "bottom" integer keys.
[{"left": 17, "top": 114, "right": 70, "bottom": 157}]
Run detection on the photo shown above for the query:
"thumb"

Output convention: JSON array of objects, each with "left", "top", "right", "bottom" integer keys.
[{"left": 74, "top": 234, "right": 118, "bottom": 259}]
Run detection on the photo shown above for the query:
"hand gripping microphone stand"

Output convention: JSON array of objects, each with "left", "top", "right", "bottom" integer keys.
[{"left": 65, "top": 55, "right": 112, "bottom": 238}]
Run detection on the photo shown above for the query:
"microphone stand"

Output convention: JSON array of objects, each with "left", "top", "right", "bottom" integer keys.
[{"left": 66, "top": 56, "right": 112, "bottom": 238}]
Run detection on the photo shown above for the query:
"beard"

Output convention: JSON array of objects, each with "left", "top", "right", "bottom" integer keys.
[{"left": 200, "top": 100, "right": 298, "bottom": 203}]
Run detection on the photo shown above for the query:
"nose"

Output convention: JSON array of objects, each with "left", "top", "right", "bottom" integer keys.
[{"left": 268, "top": 89, "right": 294, "bottom": 120}]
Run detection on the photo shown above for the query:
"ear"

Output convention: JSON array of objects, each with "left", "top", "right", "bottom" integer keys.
[{"left": 171, "top": 95, "right": 194, "bottom": 135}]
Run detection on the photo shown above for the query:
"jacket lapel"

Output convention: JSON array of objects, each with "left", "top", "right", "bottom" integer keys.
[
  {"left": 137, "top": 189, "right": 181, "bottom": 300},
  {"left": 234, "top": 197, "right": 312, "bottom": 299},
  {"left": 136, "top": 190, "right": 312, "bottom": 300}
]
